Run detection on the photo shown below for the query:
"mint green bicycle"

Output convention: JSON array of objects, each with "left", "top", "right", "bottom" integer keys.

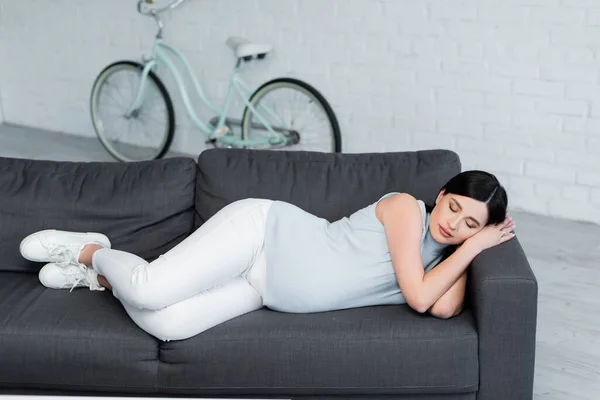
[{"left": 90, "top": 0, "right": 341, "bottom": 162}]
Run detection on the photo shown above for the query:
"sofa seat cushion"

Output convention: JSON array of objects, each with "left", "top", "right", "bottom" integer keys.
[
  {"left": 157, "top": 305, "right": 479, "bottom": 397},
  {"left": 0, "top": 272, "right": 159, "bottom": 393}
]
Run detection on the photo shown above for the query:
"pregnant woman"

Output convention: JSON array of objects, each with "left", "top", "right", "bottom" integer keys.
[{"left": 19, "top": 170, "right": 515, "bottom": 342}]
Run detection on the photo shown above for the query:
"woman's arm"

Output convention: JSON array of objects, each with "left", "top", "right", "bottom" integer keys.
[
  {"left": 378, "top": 193, "right": 480, "bottom": 313},
  {"left": 427, "top": 271, "right": 466, "bottom": 319},
  {"left": 379, "top": 193, "right": 514, "bottom": 314}
]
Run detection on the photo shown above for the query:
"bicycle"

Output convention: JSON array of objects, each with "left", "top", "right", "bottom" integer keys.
[{"left": 90, "top": 0, "right": 342, "bottom": 162}]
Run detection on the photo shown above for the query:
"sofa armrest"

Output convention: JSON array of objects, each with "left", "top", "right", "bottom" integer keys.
[{"left": 466, "top": 237, "right": 538, "bottom": 400}]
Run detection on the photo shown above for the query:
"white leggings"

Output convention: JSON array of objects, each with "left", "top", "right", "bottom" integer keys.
[{"left": 91, "top": 198, "right": 274, "bottom": 342}]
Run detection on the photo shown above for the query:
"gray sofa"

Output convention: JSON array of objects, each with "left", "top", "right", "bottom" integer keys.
[{"left": 0, "top": 148, "right": 538, "bottom": 400}]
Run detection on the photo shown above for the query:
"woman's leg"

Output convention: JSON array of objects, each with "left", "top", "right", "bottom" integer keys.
[
  {"left": 90, "top": 198, "right": 273, "bottom": 310},
  {"left": 97, "top": 274, "right": 112, "bottom": 291},
  {"left": 122, "top": 275, "right": 263, "bottom": 342}
]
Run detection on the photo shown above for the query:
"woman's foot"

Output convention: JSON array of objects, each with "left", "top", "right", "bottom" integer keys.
[
  {"left": 78, "top": 243, "right": 105, "bottom": 267},
  {"left": 38, "top": 263, "right": 105, "bottom": 292},
  {"left": 19, "top": 229, "right": 111, "bottom": 267}
]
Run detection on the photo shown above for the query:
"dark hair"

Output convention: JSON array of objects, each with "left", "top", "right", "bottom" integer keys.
[
  {"left": 425, "top": 170, "right": 508, "bottom": 226},
  {"left": 425, "top": 170, "right": 508, "bottom": 265}
]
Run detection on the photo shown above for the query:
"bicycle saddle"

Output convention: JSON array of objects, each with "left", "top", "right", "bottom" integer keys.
[{"left": 226, "top": 36, "right": 273, "bottom": 60}]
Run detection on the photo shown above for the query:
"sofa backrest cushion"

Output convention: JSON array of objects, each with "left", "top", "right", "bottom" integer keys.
[
  {"left": 195, "top": 149, "right": 461, "bottom": 226},
  {"left": 0, "top": 157, "right": 197, "bottom": 273}
]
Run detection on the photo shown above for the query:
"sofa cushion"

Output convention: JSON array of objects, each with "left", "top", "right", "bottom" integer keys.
[
  {"left": 0, "top": 156, "right": 197, "bottom": 273},
  {"left": 0, "top": 272, "right": 159, "bottom": 392},
  {"left": 195, "top": 148, "right": 461, "bottom": 225},
  {"left": 157, "top": 305, "right": 478, "bottom": 396}
]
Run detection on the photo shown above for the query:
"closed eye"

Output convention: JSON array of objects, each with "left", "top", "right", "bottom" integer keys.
[{"left": 451, "top": 198, "right": 481, "bottom": 228}]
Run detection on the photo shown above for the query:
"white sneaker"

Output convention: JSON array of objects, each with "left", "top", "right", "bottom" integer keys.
[
  {"left": 38, "top": 263, "right": 105, "bottom": 292},
  {"left": 20, "top": 229, "right": 111, "bottom": 267}
]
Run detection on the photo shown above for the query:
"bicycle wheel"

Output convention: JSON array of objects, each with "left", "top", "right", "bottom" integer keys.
[
  {"left": 241, "top": 78, "right": 341, "bottom": 153},
  {"left": 90, "top": 61, "right": 175, "bottom": 162}
]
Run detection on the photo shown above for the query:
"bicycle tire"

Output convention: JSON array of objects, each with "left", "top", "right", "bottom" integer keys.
[
  {"left": 240, "top": 78, "right": 342, "bottom": 153},
  {"left": 90, "top": 61, "right": 175, "bottom": 162}
]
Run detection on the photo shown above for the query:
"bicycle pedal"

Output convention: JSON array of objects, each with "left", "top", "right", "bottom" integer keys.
[{"left": 211, "top": 126, "right": 230, "bottom": 138}]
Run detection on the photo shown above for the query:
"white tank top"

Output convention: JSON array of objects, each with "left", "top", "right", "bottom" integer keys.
[{"left": 262, "top": 192, "right": 449, "bottom": 313}]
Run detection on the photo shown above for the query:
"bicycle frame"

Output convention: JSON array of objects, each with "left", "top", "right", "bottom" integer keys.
[{"left": 125, "top": 38, "right": 287, "bottom": 148}]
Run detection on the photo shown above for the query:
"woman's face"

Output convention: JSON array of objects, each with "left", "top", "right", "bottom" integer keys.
[{"left": 429, "top": 190, "right": 489, "bottom": 245}]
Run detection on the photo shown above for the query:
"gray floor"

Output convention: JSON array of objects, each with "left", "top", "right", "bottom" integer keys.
[
  {"left": 0, "top": 123, "right": 191, "bottom": 162},
  {"left": 1, "top": 123, "right": 599, "bottom": 399}
]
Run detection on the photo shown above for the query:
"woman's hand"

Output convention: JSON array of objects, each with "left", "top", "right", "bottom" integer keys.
[{"left": 464, "top": 216, "right": 516, "bottom": 254}]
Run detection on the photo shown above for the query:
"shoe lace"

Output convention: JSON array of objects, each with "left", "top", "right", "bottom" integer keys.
[
  {"left": 40, "top": 243, "right": 102, "bottom": 293},
  {"left": 46, "top": 244, "right": 78, "bottom": 268},
  {"left": 60, "top": 264, "right": 90, "bottom": 293}
]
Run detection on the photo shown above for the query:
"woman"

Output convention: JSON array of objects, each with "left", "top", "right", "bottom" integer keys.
[{"left": 19, "top": 170, "right": 514, "bottom": 342}]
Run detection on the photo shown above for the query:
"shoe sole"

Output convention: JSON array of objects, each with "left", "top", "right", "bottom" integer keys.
[{"left": 20, "top": 229, "right": 111, "bottom": 262}]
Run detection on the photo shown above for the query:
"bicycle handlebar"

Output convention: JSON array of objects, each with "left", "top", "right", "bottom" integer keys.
[{"left": 137, "top": 0, "right": 187, "bottom": 15}]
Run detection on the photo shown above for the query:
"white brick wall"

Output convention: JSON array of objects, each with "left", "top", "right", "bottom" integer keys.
[
  {"left": 0, "top": 87, "right": 3, "bottom": 123},
  {"left": 0, "top": 1, "right": 4, "bottom": 123},
  {"left": 1, "top": 0, "right": 600, "bottom": 224}
]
